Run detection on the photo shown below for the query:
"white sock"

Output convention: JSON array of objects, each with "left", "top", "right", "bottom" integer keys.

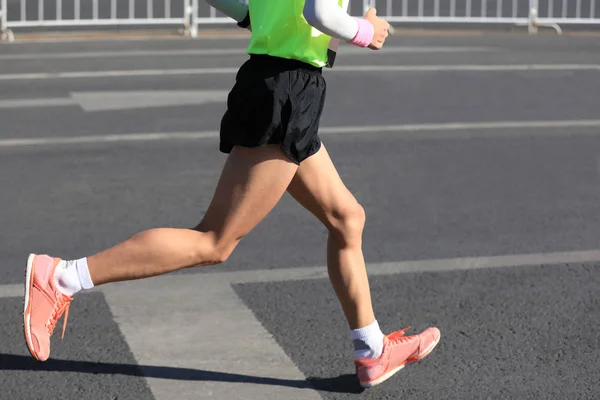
[
  {"left": 54, "top": 258, "right": 95, "bottom": 297},
  {"left": 351, "top": 320, "right": 385, "bottom": 360}
]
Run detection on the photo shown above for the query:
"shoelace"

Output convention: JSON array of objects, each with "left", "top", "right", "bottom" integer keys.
[
  {"left": 46, "top": 292, "right": 71, "bottom": 339},
  {"left": 387, "top": 326, "right": 413, "bottom": 344}
]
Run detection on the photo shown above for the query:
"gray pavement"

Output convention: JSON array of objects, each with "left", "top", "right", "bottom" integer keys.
[
  {"left": 1, "top": 33, "right": 600, "bottom": 399},
  {"left": 235, "top": 263, "right": 600, "bottom": 399}
]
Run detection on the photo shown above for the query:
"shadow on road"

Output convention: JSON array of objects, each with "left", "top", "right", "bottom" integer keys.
[{"left": 0, "top": 354, "right": 364, "bottom": 394}]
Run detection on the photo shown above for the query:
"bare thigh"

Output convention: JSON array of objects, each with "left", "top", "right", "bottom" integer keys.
[
  {"left": 196, "top": 144, "right": 299, "bottom": 254},
  {"left": 287, "top": 144, "right": 364, "bottom": 238}
]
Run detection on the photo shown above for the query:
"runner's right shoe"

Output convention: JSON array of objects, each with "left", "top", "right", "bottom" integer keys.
[{"left": 354, "top": 326, "right": 440, "bottom": 388}]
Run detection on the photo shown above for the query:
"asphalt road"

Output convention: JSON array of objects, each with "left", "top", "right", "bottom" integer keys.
[{"left": 1, "top": 32, "right": 600, "bottom": 399}]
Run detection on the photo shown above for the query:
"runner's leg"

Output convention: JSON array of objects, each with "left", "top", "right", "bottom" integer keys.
[
  {"left": 286, "top": 145, "right": 375, "bottom": 330},
  {"left": 287, "top": 144, "right": 440, "bottom": 389},
  {"left": 88, "top": 145, "right": 298, "bottom": 285},
  {"left": 23, "top": 145, "right": 298, "bottom": 361}
]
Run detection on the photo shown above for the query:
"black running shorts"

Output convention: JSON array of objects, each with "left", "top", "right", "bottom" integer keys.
[{"left": 219, "top": 55, "right": 326, "bottom": 164}]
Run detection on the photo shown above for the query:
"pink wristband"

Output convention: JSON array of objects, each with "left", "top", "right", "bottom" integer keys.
[{"left": 349, "top": 18, "right": 375, "bottom": 48}]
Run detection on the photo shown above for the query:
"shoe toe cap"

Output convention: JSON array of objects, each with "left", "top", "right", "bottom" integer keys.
[{"left": 421, "top": 327, "right": 441, "bottom": 346}]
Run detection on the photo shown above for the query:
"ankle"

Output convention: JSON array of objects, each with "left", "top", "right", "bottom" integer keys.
[
  {"left": 54, "top": 258, "right": 94, "bottom": 297},
  {"left": 351, "top": 320, "right": 384, "bottom": 360}
]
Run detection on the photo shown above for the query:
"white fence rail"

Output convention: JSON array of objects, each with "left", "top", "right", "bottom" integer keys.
[
  {"left": 1, "top": 0, "right": 198, "bottom": 40},
  {"left": 2, "top": 0, "right": 599, "bottom": 41},
  {"left": 360, "top": 0, "right": 600, "bottom": 33}
]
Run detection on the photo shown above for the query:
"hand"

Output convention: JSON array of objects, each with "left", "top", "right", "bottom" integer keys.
[{"left": 364, "top": 8, "right": 390, "bottom": 50}]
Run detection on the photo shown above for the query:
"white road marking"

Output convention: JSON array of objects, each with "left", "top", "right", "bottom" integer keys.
[
  {"left": 3, "top": 249, "right": 600, "bottom": 299},
  {"left": 101, "top": 276, "right": 321, "bottom": 400},
  {"left": 0, "top": 46, "right": 497, "bottom": 60},
  {"left": 2, "top": 119, "right": 600, "bottom": 148},
  {"left": 0, "top": 64, "right": 598, "bottom": 81}
]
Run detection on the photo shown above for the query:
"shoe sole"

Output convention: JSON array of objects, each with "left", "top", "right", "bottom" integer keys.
[
  {"left": 360, "top": 333, "right": 441, "bottom": 388},
  {"left": 23, "top": 253, "right": 41, "bottom": 361}
]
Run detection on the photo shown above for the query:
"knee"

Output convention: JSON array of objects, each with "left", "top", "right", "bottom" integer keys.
[
  {"left": 211, "top": 245, "right": 234, "bottom": 264},
  {"left": 327, "top": 202, "right": 366, "bottom": 245},
  {"left": 190, "top": 229, "right": 241, "bottom": 266},
  {"left": 208, "top": 238, "right": 241, "bottom": 265}
]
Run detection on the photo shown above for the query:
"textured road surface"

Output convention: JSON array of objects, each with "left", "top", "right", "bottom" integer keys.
[{"left": 1, "top": 33, "right": 600, "bottom": 399}]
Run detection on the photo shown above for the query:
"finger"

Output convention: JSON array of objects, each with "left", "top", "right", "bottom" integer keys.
[{"left": 366, "top": 8, "right": 377, "bottom": 17}]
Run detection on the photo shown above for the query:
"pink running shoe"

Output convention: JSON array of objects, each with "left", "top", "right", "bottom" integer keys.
[
  {"left": 355, "top": 326, "right": 441, "bottom": 388},
  {"left": 23, "top": 254, "right": 73, "bottom": 362}
]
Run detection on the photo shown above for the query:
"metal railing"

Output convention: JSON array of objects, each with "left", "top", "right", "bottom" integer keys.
[
  {"left": 0, "top": 0, "right": 11, "bottom": 40},
  {"left": 1, "top": 0, "right": 197, "bottom": 41},
  {"left": 360, "top": 0, "right": 600, "bottom": 34},
  {"left": 2, "top": 0, "right": 599, "bottom": 41},
  {"left": 188, "top": 0, "right": 235, "bottom": 37},
  {"left": 187, "top": 0, "right": 363, "bottom": 36}
]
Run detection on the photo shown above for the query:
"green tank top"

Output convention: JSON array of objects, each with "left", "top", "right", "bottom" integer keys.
[{"left": 246, "top": 0, "right": 346, "bottom": 68}]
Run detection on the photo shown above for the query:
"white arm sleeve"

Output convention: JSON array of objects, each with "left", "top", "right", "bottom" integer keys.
[
  {"left": 204, "top": 0, "right": 248, "bottom": 23},
  {"left": 303, "top": 0, "right": 359, "bottom": 42}
]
